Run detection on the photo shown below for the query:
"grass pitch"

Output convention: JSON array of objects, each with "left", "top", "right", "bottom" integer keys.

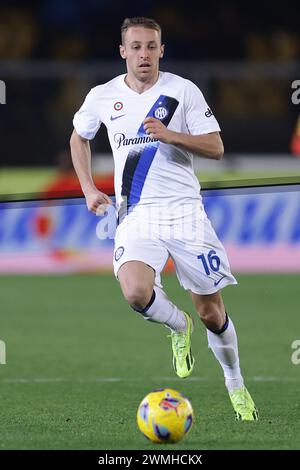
[
  {"left": 1, "top": 167, "right": 300, "bottom": 198},
  {"left": 0, "top": 273, "right": 299, "bottom": 450}
]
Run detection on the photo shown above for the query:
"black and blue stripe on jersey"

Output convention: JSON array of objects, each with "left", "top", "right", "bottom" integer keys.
[{"left": 121, "top": 95, "right": 179, "bottom": 212}]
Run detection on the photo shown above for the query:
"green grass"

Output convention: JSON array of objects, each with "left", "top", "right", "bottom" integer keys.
[
  {"left": 1, "top": 167, "right": 300, "bottom": 197},
  {"left": 0, "top": 273, "right": 299, "bottom": 449},
  {"left": 198, "top": 172, "right": 300, "bottom": 189},
  {"left": 0, "top": 168, "right": 56, "bottom": 196}
]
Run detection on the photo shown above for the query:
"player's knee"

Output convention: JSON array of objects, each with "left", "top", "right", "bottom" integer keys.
[
  {"left": 196, "top": 304, "right": 225, "bottom": 330},
  {"left": 122, "top": 284, "right": 152, "bottom": 311},
  {"left": 196, "top": 305, "right": 212, "bottom": 323}
]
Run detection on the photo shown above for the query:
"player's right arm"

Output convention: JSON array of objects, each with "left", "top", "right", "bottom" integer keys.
[{"left": 70, "top": 129, "right": 112, "bottom": 214}]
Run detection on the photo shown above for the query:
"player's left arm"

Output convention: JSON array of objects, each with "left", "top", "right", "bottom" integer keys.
[{"left": 143, "top": 117, "right": 223, "bottom": 160}]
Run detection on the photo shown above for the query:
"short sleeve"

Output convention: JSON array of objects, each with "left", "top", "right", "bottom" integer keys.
[
  {"left": 184, "top": 80, "right": 221, "bottom": 135},
  {"left": 73, "top": 88, "right": 101, "bottom": 140}
]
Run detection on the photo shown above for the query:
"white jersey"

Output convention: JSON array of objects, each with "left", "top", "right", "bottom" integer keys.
[{"left": 73, "top": 71, "right": 220, "bottom": 222}]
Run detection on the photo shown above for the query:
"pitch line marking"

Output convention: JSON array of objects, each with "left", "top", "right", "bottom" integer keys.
[{"left": 0, "top": 376, "right": 299, "bottom": 384}]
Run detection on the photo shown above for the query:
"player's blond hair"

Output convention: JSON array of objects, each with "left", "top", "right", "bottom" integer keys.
[{"left": 121, "top": 17, "right": 162, "bottom": 44}]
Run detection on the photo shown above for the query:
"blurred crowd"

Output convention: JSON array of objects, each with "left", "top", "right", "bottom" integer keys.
[
  {"left": 0, "top": 1, "right": 299, "bottom": 167},
  {"left": 0, "top": 0, "right": 299, "bottom": 61}
]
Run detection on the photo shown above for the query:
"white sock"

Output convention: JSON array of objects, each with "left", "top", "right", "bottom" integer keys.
[
  {"left": 133, "top": 286, "right": 187, "bottom": 332},
  {"left": 207, "top": 316, "right": 244, "bottom": 393}
]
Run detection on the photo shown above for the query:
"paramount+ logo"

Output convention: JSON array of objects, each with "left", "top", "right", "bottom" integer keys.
[
  {"left": 114, "top": 132, "right": 158, "bottom": 149},
  {"left": 0, "top": 80, "right": 6, "bottom": 104}
]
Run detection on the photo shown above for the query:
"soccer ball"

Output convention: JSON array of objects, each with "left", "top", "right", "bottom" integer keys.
[{"left": 136, "top": 388, "right": 194, "bottom": 443}]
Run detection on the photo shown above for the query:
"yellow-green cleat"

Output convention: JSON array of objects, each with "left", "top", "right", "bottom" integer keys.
[
  {"left": 229, "top": 386, "right": 259, "bottom": 421},
  {"left": 170, "top": 311, "right": 194, "bottom": 379}
]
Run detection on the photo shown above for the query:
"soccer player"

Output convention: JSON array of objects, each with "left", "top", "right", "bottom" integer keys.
[{"left": 70, "top": 17, "right": 258, "bottom": 421}]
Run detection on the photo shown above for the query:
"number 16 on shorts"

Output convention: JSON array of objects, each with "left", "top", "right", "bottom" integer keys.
[{"left": 197, "top": 250, "right": 221, "bottom": 275}]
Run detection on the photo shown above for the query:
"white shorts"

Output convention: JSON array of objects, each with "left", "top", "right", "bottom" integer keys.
[{"left": 113, "top": 204, "right": 237, "bottom": 295}]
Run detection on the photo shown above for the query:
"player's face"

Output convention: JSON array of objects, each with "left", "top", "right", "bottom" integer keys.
[{"left": 120, "top": 27, "right": 164, "bottom": 82}]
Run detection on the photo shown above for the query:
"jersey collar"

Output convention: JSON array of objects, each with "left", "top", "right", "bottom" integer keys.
[{"left": 118, "top": 71, "right": 163, "bottom": 96}]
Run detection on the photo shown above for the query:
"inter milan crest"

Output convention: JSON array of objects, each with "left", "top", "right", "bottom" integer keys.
[{"left": 154, "top": 106, "right": 168, "bottom": 120}]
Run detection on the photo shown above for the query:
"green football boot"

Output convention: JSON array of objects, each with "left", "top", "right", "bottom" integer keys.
[
  {"left": 170, "top": 311, "right": 194, "bottom": 379},
  {"left": 229, "top": 386, "right": 259, "bottom": 421}
]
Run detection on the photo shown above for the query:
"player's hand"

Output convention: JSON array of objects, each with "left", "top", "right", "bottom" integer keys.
[
  {"left": 143, "top": 117, "right": 174, "bottom": 144},
  {"left": 84, "top": 189, "right": 113, "bottom": 215}
]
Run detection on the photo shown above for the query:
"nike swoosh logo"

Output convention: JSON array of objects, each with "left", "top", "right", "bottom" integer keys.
[
  {"left": 214, "top": 275, "right": 226, "bottom": 287},
  {"left": 110, "top": 114, "right": 126, "bottom": 121}
]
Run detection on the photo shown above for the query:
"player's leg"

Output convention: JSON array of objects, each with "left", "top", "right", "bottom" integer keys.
[
  {"left": 118, "top": 260, "right": 154, "bottom": 312},
  {"left": 166, "top": 213, "right": 258, "bottom": 419},
  {"left": 113, "top": 216, "right": 194, "bottom": 377},
  {"left": 191, "top": 290, "right": 258, "bottom": 420},
  {"left": 118, "top": 260, "right": 185, "bottom": 330},
  {"left": 117, "top": 260, "right": 194, "bottom": 378},
  {"left": 191, "top": 290, "right": 244, "bottom": 392}
]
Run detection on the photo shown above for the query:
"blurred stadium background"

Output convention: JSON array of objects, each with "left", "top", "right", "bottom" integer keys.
[{"left": 0, "top": 0, "right": 300, "bottom": 450}]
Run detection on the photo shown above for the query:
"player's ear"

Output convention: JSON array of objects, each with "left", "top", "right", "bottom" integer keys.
[
  {"left": 159, "top": 44, "right": 165, "bottom": 59},
  {"left": 119, "top": 45, "right": 126, "bottom": 59}
]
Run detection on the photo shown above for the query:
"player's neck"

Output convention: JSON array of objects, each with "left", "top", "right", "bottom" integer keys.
[{"left": 124, "top": 72, "right": 160, "bottom": 94}]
